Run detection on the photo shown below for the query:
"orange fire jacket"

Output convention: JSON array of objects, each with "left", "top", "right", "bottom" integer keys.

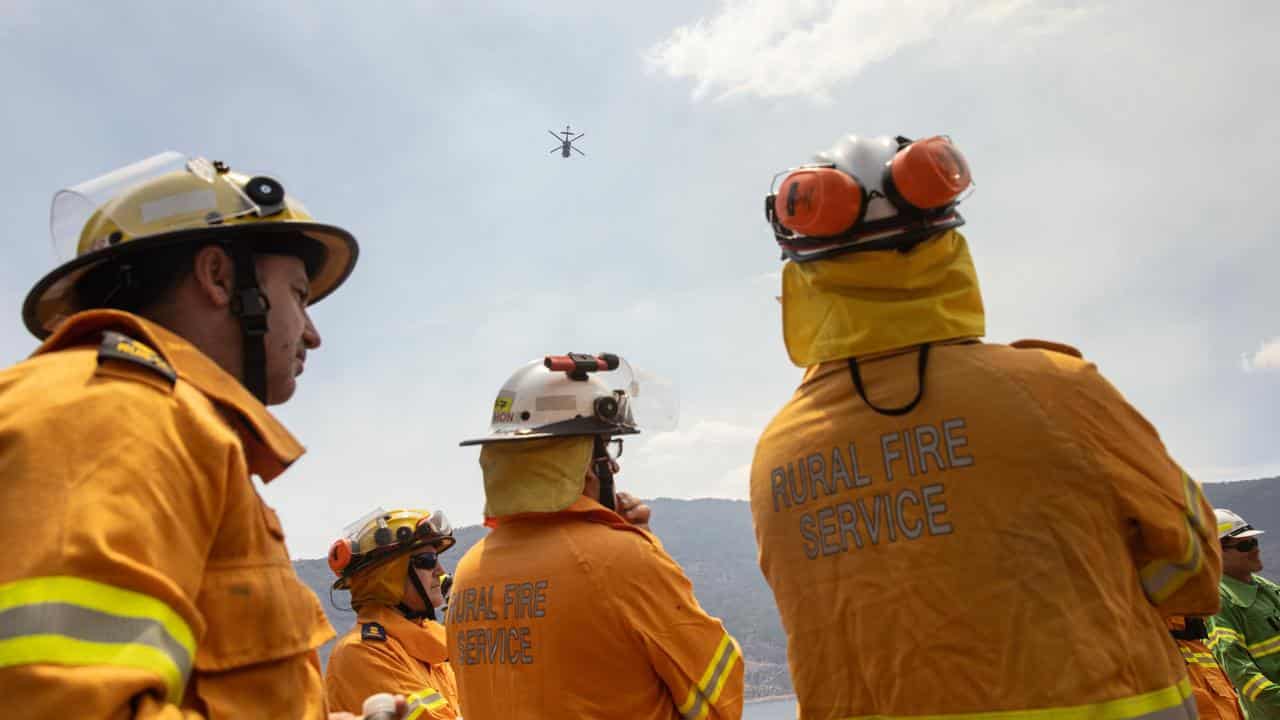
[
  {"left": 751, "top": 340, "right": 1221, "bottom": 719},
  {"left": 0, "top": 310, "right": 334, "bottom": 718},
  {"left": 1168, "top": 619, "right": 1244, "bottom": 720},
  {"left": 447, "top": 496, "right": 743, "bottom": 720},
  {"left": 326, "top": 605, "right": 460, "bottom": 719}
]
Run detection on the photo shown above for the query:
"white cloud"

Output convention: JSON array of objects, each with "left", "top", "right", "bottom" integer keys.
[
  {"left": 645, "top": 0, "right": 1096, "bottom": 102},
  {"left": 621, "top": 418, "right": 766, "bottom": 501},
  {"left": 1242, "top": 337, "right": 1280, "bottom": 372}
]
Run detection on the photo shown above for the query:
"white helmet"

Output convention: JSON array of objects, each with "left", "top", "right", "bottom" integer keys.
[
  {"left": 1216, "top": 508, "right": 1265, "bottom": 540},
  {"left": 460, "top": 353, "right": 650, "bottom": 446}
]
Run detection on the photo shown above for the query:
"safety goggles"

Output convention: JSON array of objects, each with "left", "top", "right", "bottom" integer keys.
[{"left": 1223, "top": 538, "right": 1260, "bottom": 552}]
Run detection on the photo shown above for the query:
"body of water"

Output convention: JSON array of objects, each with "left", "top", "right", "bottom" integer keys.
[{"left": 743, "top": 697, "right": 797, "bottom": 719}]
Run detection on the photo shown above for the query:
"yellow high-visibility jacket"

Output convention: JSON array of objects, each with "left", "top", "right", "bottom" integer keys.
[
  {"left": 751, "top": 340, "right": 1220, "bottom": 719},
  {"left": 0, "top": 310, "right": 334, "bottom": 718},
  {"left": 447, "top": 495, "right": 743, "bottom": 720},
  {"left": 326, "top": 605, "right": 460, "bottom": 719}
]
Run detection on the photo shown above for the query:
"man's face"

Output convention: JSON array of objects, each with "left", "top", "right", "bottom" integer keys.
[
  {"left": 401, "top": 547, "right": 448, "bottom": 612},
  {"left": 256, "top": 254, "right": 321, "bottom": 405},
  {"left": 1222, "top": 536, "right": 1264, "bottom": 578}
]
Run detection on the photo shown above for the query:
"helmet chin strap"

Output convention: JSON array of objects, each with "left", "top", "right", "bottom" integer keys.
[
  {"left": 227, "top": 240, "right": 270, "bottom": 404},
  {"left": 592, "top": 435, "right": 616, "bottom": 510}
]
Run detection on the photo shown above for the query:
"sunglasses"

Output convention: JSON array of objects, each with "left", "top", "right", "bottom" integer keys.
[
  {"left": 1224, "top": 538, "right": 1259, "bottom": 553},
  {"left": 411, "top": 551, "right": 439, "bottom": 570}
]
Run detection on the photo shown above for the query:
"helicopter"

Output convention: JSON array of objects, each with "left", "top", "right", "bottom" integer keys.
[{"left": 548, "top": 125, "right": 585, "bottom": 158}]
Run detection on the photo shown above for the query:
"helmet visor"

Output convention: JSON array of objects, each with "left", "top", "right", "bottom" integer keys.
[
  {"left": 419, "top": 510, "right": 452, "bottom": 539},
  {"left": 50, "top": 151, "right": 268, "bottom": 261},
  {"left": 602, "top": 358, "right": 680, "bottom": 432}
]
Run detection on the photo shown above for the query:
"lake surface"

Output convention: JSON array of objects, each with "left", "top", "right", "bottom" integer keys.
[{"left": 743, "top": 697, "right": 797, "bottom": 719}]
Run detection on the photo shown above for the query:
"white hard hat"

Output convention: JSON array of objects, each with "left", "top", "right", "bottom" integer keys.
[
  {"left": 1216, "top": 508, "right": 1265, "bottom": 540},
  {"left": 460, "top": 353, "right": 645, "bottom": 446}
]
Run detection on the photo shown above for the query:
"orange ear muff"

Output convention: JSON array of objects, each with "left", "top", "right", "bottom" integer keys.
[
  {"left": 328, "top": 538, "right": 354, "bottom": 574},
  {"left": 888, "top": 136, "right": 971, "bottom": 210},
  {"left": 772, "top": 167, "right": 863, "bottom": 237}
]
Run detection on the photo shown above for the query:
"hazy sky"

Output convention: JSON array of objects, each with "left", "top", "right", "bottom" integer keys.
[{"left": 2, "top": 1, "right": 1276, "bottom": 558}]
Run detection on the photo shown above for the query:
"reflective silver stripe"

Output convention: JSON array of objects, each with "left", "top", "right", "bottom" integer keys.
[
  {"left": 681, "top": 640, "right": 739, "bottom": 720},
  {"left": 1142, "top": 693, "right": 1198, "bottom": 720},
  {"left": 0, "top": 602, "right": 192, "bottom": 681}
]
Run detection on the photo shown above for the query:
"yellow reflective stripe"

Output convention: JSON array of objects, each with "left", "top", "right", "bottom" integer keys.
[
  {"left": 1182, "top": 472, "right": 1208, "bottom": 532},
  {"left": 0, "top": 635, "right": 183, "bottom": 702},
  {"left": 1209, "top": 627, "right": 1243, "bottom": 650},
  {"left": 405, "top": 687, "right": 448, "bottom": 719},
  {"left": 678, "top": 633, "right": 741, "bottom": 720},
  {"left": 1248, "top": 634, "right": 1280, "bottom": 659},
  {"left": 0, "top": 577, "right": 196, "bottom": 653},
  {"left": 836, "top": 678, "right": 1193, "bottom": 720},
  {"left": 1177, "top": 646, "right": 1217, "bottom": 667},
  {"left": 1242, "top": 674, "right": 1277, "bottom": 701},
  {"left": 0, "top": 576, "right": 195, "bottom": 703},
  {"left": 1139, "top": 474, "right": 1206, "bottom": 604}
]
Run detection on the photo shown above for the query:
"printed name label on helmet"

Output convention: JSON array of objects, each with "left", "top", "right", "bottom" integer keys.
[
  {"left": 449, "top": 580, "right": 550, "bottom": 666},
  {"left": 768, "top": 417, "right": 976, "bottom": 559}
]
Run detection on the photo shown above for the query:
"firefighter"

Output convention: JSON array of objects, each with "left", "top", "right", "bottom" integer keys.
[
  {"left": 448, "top": 354, "right": 744, "bottom": 719},
  {"left": 0, "top": 152, "right": 367, "bottom": 717},
  {"left": 750, "top": 134, "right": 1220, "bottom": 718},
  {"left": 1168, "top": 616, "right": 1244, "bottom": 719},
  {"left": 325, "top": 508, "right": 461, "bottom": 719},
  {"left": 1208, "top": 508, "right": 1280, "bottom": 716}
]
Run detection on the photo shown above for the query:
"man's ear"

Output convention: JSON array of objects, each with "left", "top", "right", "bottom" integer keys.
[{"left": 191, "top": 245, "right": 234, "bottom": 308}]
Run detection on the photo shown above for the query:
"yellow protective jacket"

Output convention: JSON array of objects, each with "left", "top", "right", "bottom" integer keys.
[
  {"left": 754, "top": 232, "right": 1219, "bottom": 719},
  {"left": 0, "top": 310, "right": 334, "bottom": 718},
  {"left": 751, "top": 343, "right": 1220, "bottom": 719},
  {"left": 326, "top": 605, "right": 460, "bottom": 719},
  {"left": 447, "top": 495, "right": 744, "bottom": 720}
]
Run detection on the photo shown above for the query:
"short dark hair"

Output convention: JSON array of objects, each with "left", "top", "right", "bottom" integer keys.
[
  {"left": 74, "top": 242, "right": 210, "bottom": 315},
  {"left": 72, "top": 232, "right": 327, "bottom": 316}
]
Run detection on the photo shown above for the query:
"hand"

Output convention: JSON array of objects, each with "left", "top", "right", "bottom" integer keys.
[
  {"left": 615, "top": 492, "right": 651, "bottom": 531},
  {"left": 330, "top": 693, "right": 408, "bottom": 720}
]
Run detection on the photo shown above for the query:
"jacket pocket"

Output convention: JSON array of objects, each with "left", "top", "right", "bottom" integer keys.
[{"left": 193, "top": 562, "right": 335, "bottom": 671}]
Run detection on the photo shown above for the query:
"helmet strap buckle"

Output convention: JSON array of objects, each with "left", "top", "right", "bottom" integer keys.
[{"left": 230, "top": 287, "right": 271, "bottom": 336}]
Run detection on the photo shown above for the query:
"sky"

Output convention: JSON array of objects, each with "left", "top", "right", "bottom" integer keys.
[{"left": 2, "top": 1, "right": 1277, "bottom": 558}]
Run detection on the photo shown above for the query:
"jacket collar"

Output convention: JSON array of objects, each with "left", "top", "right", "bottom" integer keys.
[
  {"left": 1221, "top": 574, "right": 1260, "bottom": 608},
  {"left": 35, "top": 309, "right": 304, "bottom": 481},
  {"left": 360, "top": 605, "right": 450, "bottom": 665},
  {"left": 780, "top": 229, "right": 985, "bottom": 367},
  {"left": 497, "top": 495, "right": 656, "bottom": 545}
]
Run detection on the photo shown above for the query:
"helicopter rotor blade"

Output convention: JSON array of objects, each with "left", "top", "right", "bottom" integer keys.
[
  {"left": 549, "top": 145, "right": 562, "bottom": 154},
  {"left": 548, "top": 130, "right": 565, "bottom": 142},
  {"left": 572, "top": 146, "right": 586, "bottom": 156},
  {"left": 572, "top": 133, "right": 585, "bottom": 141}
]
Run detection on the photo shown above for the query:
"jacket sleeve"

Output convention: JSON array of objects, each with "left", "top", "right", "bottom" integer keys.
[
  {"left": 1055, "top": 362, "right": 1221, "bottom": 616},
  {"left": 1208, "top": 611, "right": 1280, "bottom": 711},
  {"left": 615, "top": 538, "right": 745, "bottom": 720},
  {"left": 326, "top": 641, "right": 457, "bottom": 719},
  {"left": 0, "top": 379, "right": 224, "bottom": 718}
]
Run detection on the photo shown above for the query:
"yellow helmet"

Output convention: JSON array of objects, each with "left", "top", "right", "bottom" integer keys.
[
  {"left": 328, "top": 507, "right": 455, "bottom": 591},
  {"left": 23, "top": 151, "right": 358, "bottom": 339}
]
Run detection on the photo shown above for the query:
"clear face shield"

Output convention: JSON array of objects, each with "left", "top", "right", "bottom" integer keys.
[
  {"left": 600, "top": 357, "right": 679, "bottom": 433},
  {"left": 49, "top": 151, "right": 297, "bottom": 260}
]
